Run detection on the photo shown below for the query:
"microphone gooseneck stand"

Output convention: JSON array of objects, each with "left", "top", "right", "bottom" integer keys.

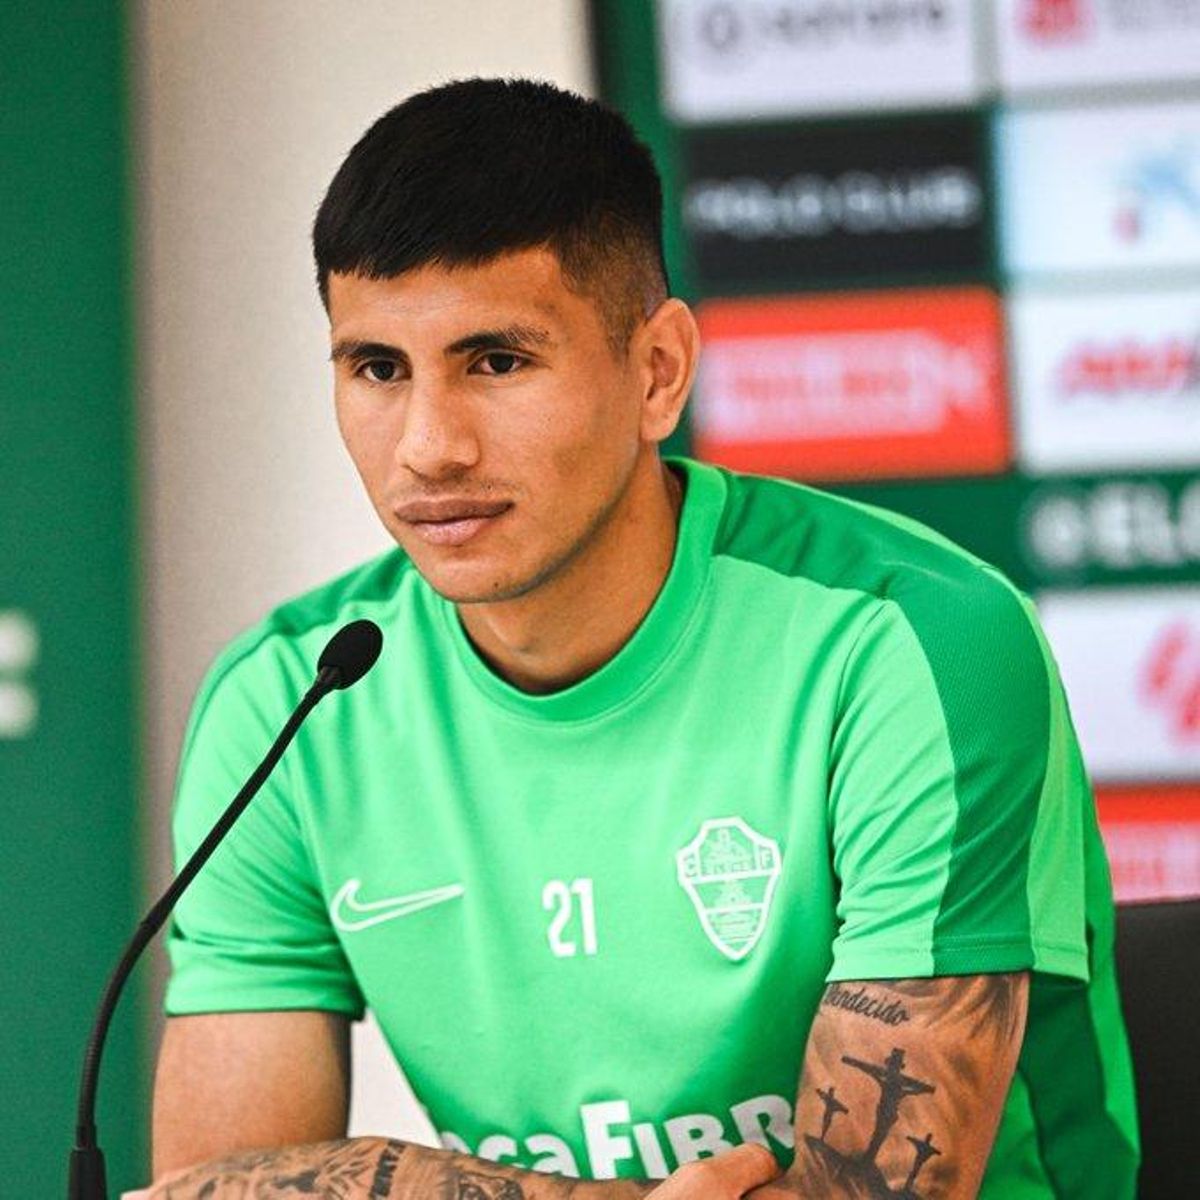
[{"left": 68, "top": 619, "right": 383, "bottom": 1200}]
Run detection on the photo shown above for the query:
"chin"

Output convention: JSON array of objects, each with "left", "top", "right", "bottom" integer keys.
[{"left": 411, "top": 556, "right": 539, "bottom": 606}]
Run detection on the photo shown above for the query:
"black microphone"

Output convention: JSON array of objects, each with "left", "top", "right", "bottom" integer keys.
[{"left": 68, "top": 618, "right": 383, "bottom": 1200}]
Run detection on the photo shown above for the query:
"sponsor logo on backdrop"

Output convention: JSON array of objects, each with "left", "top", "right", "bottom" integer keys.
[
  {"left": 685, "top": 115, "right": 988, "bottom": 288},
  {"left": 998, "top": 0, "right": 1200, "bottom": 92},
  {"left": 1141, "top": 622, "right": 1200, "bottom": 741},
  {"left": 1096, "top": 787, "right": 1200, "bottom": 903},
  {"left": 694, "top": 289, "right": 1009, "bottom": 481},
  {"left": 1008, "top": 289, "right": 1200, "bottom": 473},
  {"left": 1114, "top": 138, "right": 1200, "bottom": 244},
  {"left": 657, "top": 0, "right": 980, "bottom": 121},
  {"left": 685, "top": 168, "right": 981, "bottom": 240},
  {"left": 1024, "top": 476, "right": 1200, "bottom": 580},
  {"left": 1038, "top": 587, "right": 1200, "bottom": 779},
  {"left": 998, "top": 102, "right": 1200, "bottom": 276},
  {"left": 0, "top": 610, "right": 38, "bottom": 739},
  {"left": 1019, "top": 0, "right": 1089, "bottom": 40},
  {"left": 1057, "top": 334, "right": 1199, "bottom": 396}
]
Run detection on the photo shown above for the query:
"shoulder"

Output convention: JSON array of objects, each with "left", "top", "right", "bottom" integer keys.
[
  {"left": 709, "top": 463, "right": 1036, "bottom": 629},
  {"left": 182, "top": 548, "right": 416, "bottom": 752},
  {"left": 699, "top": 462, "right": 1050, "bottom": 724}
]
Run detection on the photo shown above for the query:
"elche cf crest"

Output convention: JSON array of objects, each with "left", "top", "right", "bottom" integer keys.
[{"left": 676, "top": 817, "right": 782, "bottom": 961}]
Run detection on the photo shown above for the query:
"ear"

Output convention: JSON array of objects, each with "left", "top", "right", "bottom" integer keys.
[{"left": 631, "top": 298, "right": 700, "bottom": 444}]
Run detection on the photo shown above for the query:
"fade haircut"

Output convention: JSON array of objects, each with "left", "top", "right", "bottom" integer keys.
[{"left": 313, "top": 77, "right": 669, "bottom": 351}]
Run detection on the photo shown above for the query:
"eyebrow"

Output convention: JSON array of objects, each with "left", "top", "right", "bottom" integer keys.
[
  {"left": 329, "top": 339, "right": 406, "bottom": 364},
  {"left": 329, "top": 324, "right": 553, "bottom": 365},
  {"left": 444, "top": 324, "right": 553, "bottom": 355}
]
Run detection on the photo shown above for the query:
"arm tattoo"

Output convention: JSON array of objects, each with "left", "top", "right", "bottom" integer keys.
[
  {"left": 783, "top": 973, "right": 1028, "bottom": 1199},
  {"left": 154, "top": 1139, "right": 408, "bottom": 1198},
  {"left": 369, "top": 1141, "right": 402, "bottom": 1198},
  {"left": 802, "top": 1046, "right": 938, "bottom": 1197},
  {"left": 885, "top": 974, "right": 1025, "bottom": 1044},
  {"left": 452, "top": 1171, "right": 527, "bottom": 1199},
  {"left": 820, "top": 982, "right": 911, "bottom": 1027},
  {"left": 149, "top": 1137, "right": 635, "bottom": 1199}
]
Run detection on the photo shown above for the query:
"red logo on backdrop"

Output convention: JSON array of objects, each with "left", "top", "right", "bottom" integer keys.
[
  {"left": 1096, "top": 786, "right": 1200, "bottom": 903},
  {"left": 693, "top": 288, "right": 1010, "bottom": 482},
  {"left": 1141, "top": 622, "right": 1200, "bottom": 742},
  {"left": 1057, "top": 336, "right": 1200, "bottom": 399},
  {"left": 1020, "top": 0, "right": 1091, "bottom": 40}
]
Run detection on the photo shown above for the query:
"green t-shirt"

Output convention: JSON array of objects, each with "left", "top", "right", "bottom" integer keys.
[{"left": 165, "top": 457, "right": 1139, "bottom": 1197}]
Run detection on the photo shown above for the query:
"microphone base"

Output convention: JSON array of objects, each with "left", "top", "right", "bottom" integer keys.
[{"left": 68, "top": 1145, "right": 107, "bottom": 1200}]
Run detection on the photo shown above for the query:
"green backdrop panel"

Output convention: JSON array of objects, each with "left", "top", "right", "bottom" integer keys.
[{"left": 0, "top": 0, "right": 143, "bottom": 1192}]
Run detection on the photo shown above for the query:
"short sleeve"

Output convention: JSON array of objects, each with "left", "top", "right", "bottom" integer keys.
[
  {"left": 826, "top": 575, "right": 1091, "bottom": 985},
  {"left": 164, "top": 638, "right": 365, "bottom": 1018}
]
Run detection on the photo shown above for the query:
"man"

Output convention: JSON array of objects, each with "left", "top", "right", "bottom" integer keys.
[{"left": 147, "top": 79, "right": 1139, "bottom": 1198}]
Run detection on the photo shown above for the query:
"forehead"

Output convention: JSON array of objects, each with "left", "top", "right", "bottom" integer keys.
[{"left": 326, "top": 247, "right": 601, "bottom": 346}]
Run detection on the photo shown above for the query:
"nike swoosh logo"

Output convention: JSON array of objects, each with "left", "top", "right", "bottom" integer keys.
[{"left": 330, "top": 878, "right": 465, "bottom": 933}]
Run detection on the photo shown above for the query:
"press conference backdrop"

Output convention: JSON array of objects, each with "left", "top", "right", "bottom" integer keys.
[
  {"left": 7, "top": 3, "right": 1200, "bottom": 1194},
  {"left": 593, "top": 0, "right": 1200, "bottom": 905}
]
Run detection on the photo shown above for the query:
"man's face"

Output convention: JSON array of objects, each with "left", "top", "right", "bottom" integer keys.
[{"left": 328, "top": 248, "right": 648, "bottom": 605}]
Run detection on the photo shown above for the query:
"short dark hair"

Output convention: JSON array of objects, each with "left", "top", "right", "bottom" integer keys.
[{"left": 313, "top": 77, "right": 669, "bottom": 349}]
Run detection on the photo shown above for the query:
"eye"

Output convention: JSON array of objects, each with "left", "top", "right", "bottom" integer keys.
[
  {"left": 359, "top": 359, "right": 400, "bottom": 383},
  {"left": 473, "top": 351, "right": 525, "bottom": 376}
]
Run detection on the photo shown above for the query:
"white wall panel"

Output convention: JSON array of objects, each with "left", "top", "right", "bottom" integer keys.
[{"left": 134, "top": 0, "right": 591, "bottom": 1145}]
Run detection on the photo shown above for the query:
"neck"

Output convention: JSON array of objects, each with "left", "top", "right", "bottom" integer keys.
[{"left": 456, "top": 454, "right": 684, "bottom": 694}]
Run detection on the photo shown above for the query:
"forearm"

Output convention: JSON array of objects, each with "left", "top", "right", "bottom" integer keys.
[
  {"left": 148, "top": 1135, "right": 655, "bottom": 1200},
  {"left": 742, "top": 973, "right": 1029, "bottom": 1200}
]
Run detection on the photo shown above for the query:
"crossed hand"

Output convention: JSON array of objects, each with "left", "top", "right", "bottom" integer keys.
[{"left": 644, "top": 1143, "right": 782, "bottom": 1198}]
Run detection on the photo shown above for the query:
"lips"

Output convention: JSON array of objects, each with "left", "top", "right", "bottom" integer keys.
[{"left": 393, "top": 497, "right": 512, "bottom": 547}]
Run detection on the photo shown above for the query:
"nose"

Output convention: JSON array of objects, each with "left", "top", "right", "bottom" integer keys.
[{"left": 396, "top": 375, "right": 481, "bottom": 481}]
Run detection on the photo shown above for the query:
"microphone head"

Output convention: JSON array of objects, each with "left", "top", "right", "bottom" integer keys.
[{"left": 317, "top": 619, "right": 383, "bottom": 689}]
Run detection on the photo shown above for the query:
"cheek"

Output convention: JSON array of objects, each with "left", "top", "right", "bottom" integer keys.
[
  {"left": 536, "top": 358, "right": 635, "bottom": 450},
  {"left": 547, "top": 375, "right": 640, "bottom": 475},
  {"left": 335, "top": 395, "right": 394, "bottom": 489}
]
